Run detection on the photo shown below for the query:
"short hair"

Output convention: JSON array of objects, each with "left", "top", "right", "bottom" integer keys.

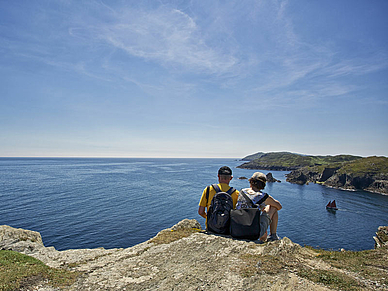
[{"left": 249, "top": 178, "right": 266, "bottom": 190}]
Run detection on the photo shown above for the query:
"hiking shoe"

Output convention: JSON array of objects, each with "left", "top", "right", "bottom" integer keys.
[{"left": 267, "top": 234, "right": 280, "bottom": 241}]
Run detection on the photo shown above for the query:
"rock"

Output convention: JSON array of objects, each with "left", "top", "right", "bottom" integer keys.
[
  {"left": 2, "top": 222, "right": 387, "bottom": 290},
  {"left": 170, "top": 218, "right": 201, "bottom": 231},
  {"left": 0, "top": 225, "right": 44, "bottom": 252},
  {"left": 286, "top": 166, "right": 388, "bottom": 195},
  {"left": 238, "top": 176, "right": 248, "bottom": 180},
  {"left": 374, "top": 226, "right": 388, "bottom": 248},
  {"left": 266, "top": 172, "right": 281, "bottom": 183}
]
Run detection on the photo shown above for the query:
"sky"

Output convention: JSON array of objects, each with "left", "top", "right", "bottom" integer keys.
[{"left": 1, "top": 0, "right": 387, "bottom": 158}]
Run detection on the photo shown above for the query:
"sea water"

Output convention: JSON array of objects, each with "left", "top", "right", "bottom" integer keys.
[{"left": 1, "top": 158, "right": 387, "bottom": 251}]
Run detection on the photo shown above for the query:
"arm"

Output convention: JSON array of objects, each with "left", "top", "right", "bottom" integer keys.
[
  {"left": 198, "top": 206, "right": 207, "bottom": 218},
  {"left": 198, "top": 186, "right": 209, "bottom": 218},
  {"left": 264, "top": 195, "right": 282, "bottom": 210}
]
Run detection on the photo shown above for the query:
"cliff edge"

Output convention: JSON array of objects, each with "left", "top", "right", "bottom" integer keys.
[{"left": 1, "top": 221, "right": 388, "bottom": 291}]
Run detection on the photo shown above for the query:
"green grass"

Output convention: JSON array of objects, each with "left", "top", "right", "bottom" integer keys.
[
  {"left": 297, "top": 268, "right": 364, "bottom": 291},
  {"left": 311, "top": 247, "right": 388, "bottom": 285},
  {"left": 337, "top": 156, "right": 388, "bottom": 176},
  {"left": 0, "top": 250, "right": 79, "bottom": 291},
  {"left": 239, "top": 246, "right": 388, "bottom": 291},
  {"left": 239, "top": 152, "right": 362, "bottom": 170}
]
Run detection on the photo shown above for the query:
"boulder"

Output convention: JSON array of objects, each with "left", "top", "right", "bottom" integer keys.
[
  {"left": 0, "top": 225, "right": 44, "bottom": 252},
  {"left": 374, "top": 226, "right": 388, "bottom": 248},
  {"left": 266, "top": 172, "right": 281, "bottom": 183}
]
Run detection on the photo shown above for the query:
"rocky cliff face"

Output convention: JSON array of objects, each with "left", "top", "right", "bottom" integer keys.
[
  {"left": 286, "top": 166, "right": 388, "bottom": 195},
  {"left": 1, "top": 221, "right": 388, "bottom": 291},
  {"left": 374, "top": 226, "right": 388, "bottom": 249}
]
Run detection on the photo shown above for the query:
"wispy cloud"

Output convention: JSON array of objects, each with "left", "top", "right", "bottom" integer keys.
[
  {"left": 2, "top": 0, "right": 387, "bottom": 106},
  {"left": 69, "top": 4, "right": 240, "bottom": 75},
  {"left": 322, "top": 56, "right": 388, "bottom": 78}
]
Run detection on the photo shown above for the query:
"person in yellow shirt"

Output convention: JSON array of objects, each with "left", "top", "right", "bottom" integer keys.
[{"left": 198, "top": 166, "right": 240, "bottom": 227}]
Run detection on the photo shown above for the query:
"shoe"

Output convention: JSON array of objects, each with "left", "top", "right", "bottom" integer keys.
[{"left": 267, "top": 234, "right": 280, "bottom": 241}]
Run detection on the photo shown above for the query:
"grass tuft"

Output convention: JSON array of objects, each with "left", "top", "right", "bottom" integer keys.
[
  {"left": 150, "top": 228, "right": 202, "bottom": 245},
  {"left": 0, "top": 250, "right": 79, "bottom": 291},
  {"left": 239, "top": 245, "right": 388, "bottom": 290}
]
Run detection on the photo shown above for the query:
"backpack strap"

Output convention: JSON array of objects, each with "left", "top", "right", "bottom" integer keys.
[
  {"left": 257, "top": 193, "right": 269, "bottom": 205},
  {"left": 226, "top": 187, "right": 236, "bottom": 195},
  {"left": 212, "top": 184, "right": 235, "bottom": 195},
  {"left": 239, "top": 190, "right": 256, "bottom": 208},
  {"left": 212, "top": 184, "right": 221, "bottom": 193},
  {"left": 206, "top": 184, "right": 236, "bottom": 204},
  {"left": 205, "top": 186, "right": 210, "bottom": 204}
]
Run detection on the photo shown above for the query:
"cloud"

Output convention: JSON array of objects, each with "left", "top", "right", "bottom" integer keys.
[
  {"left": 74, "top": 5, "right": 240, "bottom": 75},
  {"left": 322, "top": 56, "right": 388, "bottom": 78}
]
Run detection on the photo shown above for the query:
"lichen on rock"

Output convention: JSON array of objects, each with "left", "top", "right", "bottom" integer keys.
[{"left": 1, "top": 221, "right": 387, "bottom": 290}]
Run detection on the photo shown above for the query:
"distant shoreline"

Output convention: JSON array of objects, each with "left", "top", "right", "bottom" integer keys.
[{"left": 237, "top": 152, "right": 388, "bottom": 196}]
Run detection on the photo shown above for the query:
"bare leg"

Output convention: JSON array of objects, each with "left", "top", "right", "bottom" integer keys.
[
  {"left": 262, "top": 205, "right": 279, "bottom": 238},
  {"left": 270, "top": 210, "right": 278, "bottom": 235}
]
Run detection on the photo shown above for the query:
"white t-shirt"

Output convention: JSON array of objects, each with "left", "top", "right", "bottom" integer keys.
[{"left": 236, "top": 188, "right": 269, "bottom": 210}]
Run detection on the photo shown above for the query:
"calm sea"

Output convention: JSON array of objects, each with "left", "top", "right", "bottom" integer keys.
[{"left": 1, "top": 158, "right": 387, "bottom": 251}]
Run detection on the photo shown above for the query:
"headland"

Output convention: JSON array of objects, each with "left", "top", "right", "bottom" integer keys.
[{"left": 1, "top": 220, "right": 387, "bottom": 290}]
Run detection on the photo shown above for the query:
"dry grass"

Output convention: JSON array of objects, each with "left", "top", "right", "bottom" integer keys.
[
  {"left": 150, "top": 228, "right": 203, "bottom": 245},
  {"left": 239, "top": 245, "right": 388, "bottom": 291},
  {"left": 0, "top": 250, "right": 80, "bottom": 291}
]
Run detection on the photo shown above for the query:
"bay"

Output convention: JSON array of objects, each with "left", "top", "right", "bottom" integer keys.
[{"left": 1, "top": 157, "right": 387, "bottom": 251}]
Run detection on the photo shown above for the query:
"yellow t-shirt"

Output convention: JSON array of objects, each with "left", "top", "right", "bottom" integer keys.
[{"left": 199, "top": 183, "right": 239, "bottom": 210}]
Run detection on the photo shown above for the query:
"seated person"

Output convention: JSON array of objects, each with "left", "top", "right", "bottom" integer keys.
[{"left": 236, "top": 172, "right": 282, "bottom": 242}]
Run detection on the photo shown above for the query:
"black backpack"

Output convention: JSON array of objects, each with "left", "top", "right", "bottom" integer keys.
[{"left": 206, "top": 184, "right": 236, "bottom": 234}]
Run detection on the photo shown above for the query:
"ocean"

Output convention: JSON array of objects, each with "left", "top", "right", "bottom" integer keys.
[{"left": 1, "top": 158, "right": 387, "bottom": 251}]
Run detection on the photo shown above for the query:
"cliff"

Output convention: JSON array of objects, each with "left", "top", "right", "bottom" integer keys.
[
  {"left": 1, "top": 221, "right": 388, "bottom": 291},
  {"left": 374, "top": 226, "right": 388, "bottom": 249},
  {"left": 238, "top": 152, "right": 388, "bottom": 195},
  {"left": 285, "top": 157, "right": 388, "bottom": 195}
]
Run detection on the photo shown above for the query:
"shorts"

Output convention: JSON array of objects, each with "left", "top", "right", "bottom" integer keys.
[{"left": 259, "top": 212, "right": 272, "bottom": 238}]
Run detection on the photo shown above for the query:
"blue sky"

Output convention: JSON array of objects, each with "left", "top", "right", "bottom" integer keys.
[{"left": 1, "top": 0, "right": 387, "bottom": 158}]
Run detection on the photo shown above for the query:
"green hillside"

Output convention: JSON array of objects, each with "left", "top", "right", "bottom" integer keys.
[
  {"left": 238, "top": 152, "right": 362, "bottom": 170},
  {"left": 337, "top": 156, "right": 388, "bottom": 176},
  {"left": 241, "top": 152, "right": 266, "bottom": 161},
  {"left": 239, "top": 152, "right": 388, "bottom": 194}
]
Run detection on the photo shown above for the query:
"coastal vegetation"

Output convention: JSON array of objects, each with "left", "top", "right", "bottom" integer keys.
[
  {"left": 238, "top": 152, "right": 362, "bottom": 171},
  {"left": 240, "top": 245, "right": 388, "bottom": 291},
  {"left": 1, "top": 221, "right": 387, "bottom": 291},
  {"left": 238, "top": 152, "right": 388, "bottom": 194},
  {"left": 0, "top": 250, "right": 79, "bottom": 291}
]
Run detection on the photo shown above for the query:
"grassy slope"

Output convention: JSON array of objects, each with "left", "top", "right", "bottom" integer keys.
[
  {"left": 337, "top": 156, "right": 388, "bottom": 176},
  {"left": 241, "top": 246, "right": 388, "bottom": 291},
  {"left": 241, "top": 152, "right": 266, "bottom": 161},
  {"left": 239, "top": 152, "right": 362, "bottom": 169},
  {"left": 0, "top": 250, "right": 79, "bottom": 291}
]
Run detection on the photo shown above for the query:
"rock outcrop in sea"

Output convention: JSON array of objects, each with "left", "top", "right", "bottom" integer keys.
[
  {"left": 374, "top": 226, "right": 388, "bottom": 249},
  {"left": 266, "top": 172, "right": 281, "bottom": 183},
  {"left": 1, "top": 221, "right": 388, "bottom": 290},
  {"left": 285, "top": 165, "right": 388, "bottom": 195}
]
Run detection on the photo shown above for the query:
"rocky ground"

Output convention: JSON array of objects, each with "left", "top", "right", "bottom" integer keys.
[{"left": 1, "top": 220, "right": 388, "bottom": 291}]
